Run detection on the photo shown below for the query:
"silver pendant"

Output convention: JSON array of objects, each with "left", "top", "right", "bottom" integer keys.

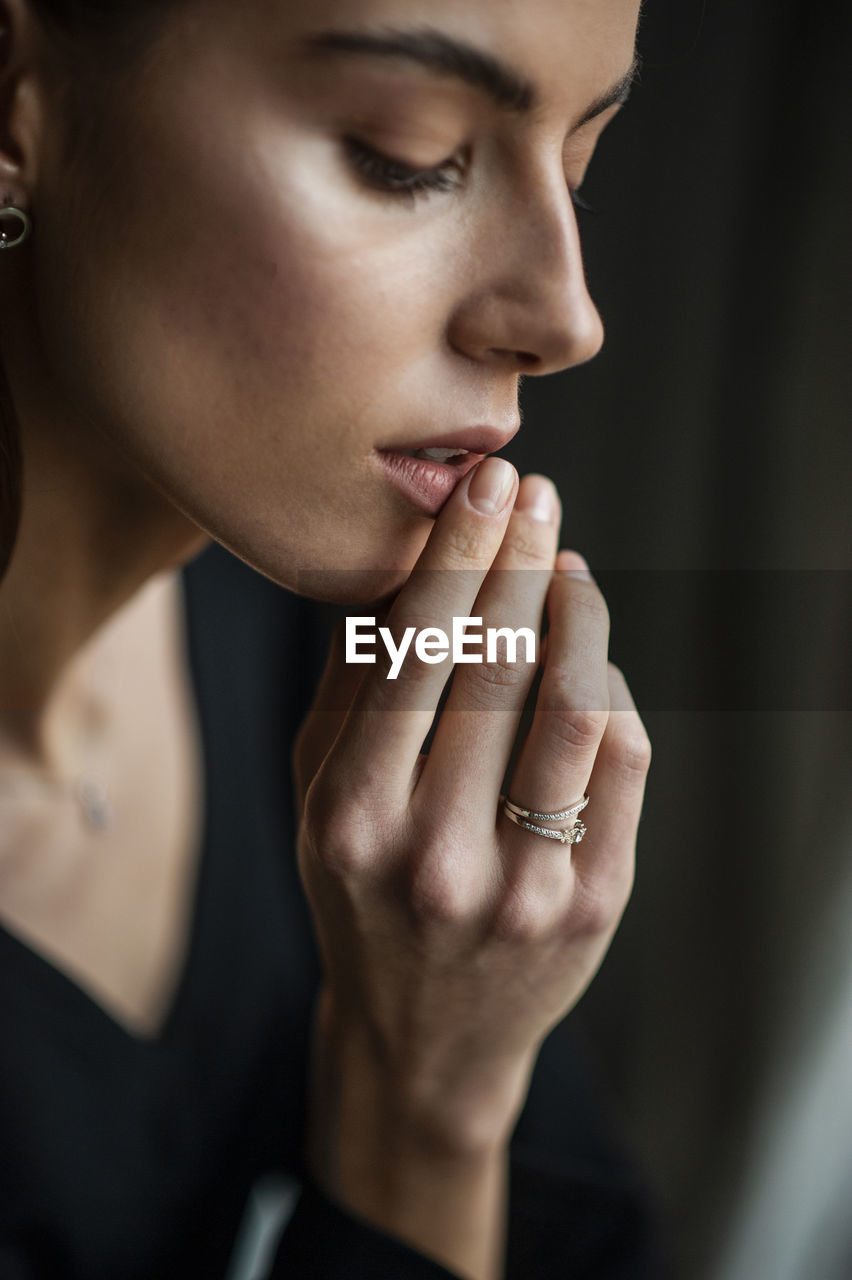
[{"left": 75, "top": 776, "right": 113, "bottom": 831}]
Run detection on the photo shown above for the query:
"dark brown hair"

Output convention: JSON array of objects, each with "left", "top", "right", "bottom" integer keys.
[{"left": 0, "top": 0, "right": 174, "bottom": 580}]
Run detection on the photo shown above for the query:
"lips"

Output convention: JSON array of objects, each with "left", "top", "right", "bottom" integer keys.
[
  {"left": 373, "top": 422, "right": 520, "bottom": 516},
  {"left": 373, "top": 449, "right": 483, "bottom": 516},
  {"left": 377, "top": 424, "right": 520, "bottom": 458}
]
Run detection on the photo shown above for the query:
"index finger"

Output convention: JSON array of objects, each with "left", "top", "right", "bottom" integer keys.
[{"left": 324, "top": 456, "right": 518, "bottom": 800}]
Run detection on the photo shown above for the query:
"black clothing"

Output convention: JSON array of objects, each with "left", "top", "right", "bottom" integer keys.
[{"left": 0, "top": 543, "right": 661, "bottom": 1278}]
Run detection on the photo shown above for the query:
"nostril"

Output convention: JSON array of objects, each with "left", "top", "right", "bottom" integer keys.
[{"left": 488, "top": 348, "right": 540, "bottom": 370}]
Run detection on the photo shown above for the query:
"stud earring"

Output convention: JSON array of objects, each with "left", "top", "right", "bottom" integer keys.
[{"left": 0, "top": 201, "right": 32, "bottom": 250}]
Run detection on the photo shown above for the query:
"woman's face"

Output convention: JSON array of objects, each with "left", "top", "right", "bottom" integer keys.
[{"left": 30, "top": 0, "right": 640, "bottom": 601}]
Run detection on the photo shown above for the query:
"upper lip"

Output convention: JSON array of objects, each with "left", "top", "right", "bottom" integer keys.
[{"left": 377, "top": 423, "right": 520, "bottom": 457}]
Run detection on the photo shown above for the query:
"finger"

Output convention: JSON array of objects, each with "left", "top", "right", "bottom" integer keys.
[
  {"left": 302, "top": 592, "right": 397, "bottom": 725},
  {"left": 323, "top": 457, "right": 519, "bottom": 801},
  {"left": 570, "top": 662, "right": 651, "bottom": 903},
  {"left": 417, "top": 474, "right": 561, "bottom": 822},
  {"left": 292, "top": 615, "right": 371, "bottom": 812},
  {"left": 502, "top": 553, "right": 611, "bottom": 850}
]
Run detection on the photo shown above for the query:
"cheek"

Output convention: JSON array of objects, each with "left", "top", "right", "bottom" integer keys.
[
  {"left": 40, "top": 110, "right": 442, "bottom": 468},
  {"left": 29, "top": 68, "right": 452, "bottom": 585}
]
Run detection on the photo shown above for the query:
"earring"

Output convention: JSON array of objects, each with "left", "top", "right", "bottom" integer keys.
[{"left": 0, "top": 203, "right": 32, "bottom": 250}]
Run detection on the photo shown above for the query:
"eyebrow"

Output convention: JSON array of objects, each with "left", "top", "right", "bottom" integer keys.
[{"left": 304, "top": 27, "right": 639, "bottom": 129}]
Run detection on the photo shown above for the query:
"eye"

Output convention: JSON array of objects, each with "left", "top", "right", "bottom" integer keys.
[{"left": 343, "top": 136, "right": 466, "bottom": 203}]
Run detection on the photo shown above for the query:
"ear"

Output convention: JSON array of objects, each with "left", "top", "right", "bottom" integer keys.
[{"left": 0, "top": 0, "right": 47, "bottom": 207}]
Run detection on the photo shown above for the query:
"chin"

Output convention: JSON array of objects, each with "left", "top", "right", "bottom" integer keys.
[
  {"left": 202, "top": 507, "right": 431, "bottom": 606},
  {"left": 211, "top": 537, "right": 420, "bottom": 607},
  {"left": 277, "top": 517, "right": 433, "bottom": 604},
  {"left": 287, "top": 564, "right": 414, "bottom": 606}
]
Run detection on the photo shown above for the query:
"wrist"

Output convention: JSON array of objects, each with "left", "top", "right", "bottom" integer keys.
[
  {"left": 309, "top": 992, "right": 534, "bottom": 1171},
  {"left": 308, "top": 1045, "right": 511, "bottom": 1280},
  {"left": 305, "top": 993, "right": 523, "bottom": 1279}
]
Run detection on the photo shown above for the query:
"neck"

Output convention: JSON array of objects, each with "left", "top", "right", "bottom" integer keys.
[{"left": 0, "top": 382, "right": 208, "bottom": 769}]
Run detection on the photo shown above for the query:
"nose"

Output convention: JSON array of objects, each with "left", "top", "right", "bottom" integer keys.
[{"left": 447, "top": 173, "right": 605, "bottom": 377}]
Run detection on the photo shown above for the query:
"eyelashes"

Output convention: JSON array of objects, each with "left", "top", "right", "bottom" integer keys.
[
  {"left": 343, "top": 137, "right": 596, "bottom": 213},
  {"left": 343, "top": 137, "right": 466, "bottom": 202}
]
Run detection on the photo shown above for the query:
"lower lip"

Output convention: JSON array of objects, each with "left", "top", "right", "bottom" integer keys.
[{"left": 374, "top": 450, "right": 485, "bottom": 517}]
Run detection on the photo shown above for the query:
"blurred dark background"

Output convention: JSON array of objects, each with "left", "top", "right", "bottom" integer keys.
[{"left": 499, "top": 0, "right": 852, "bottom": 1276}]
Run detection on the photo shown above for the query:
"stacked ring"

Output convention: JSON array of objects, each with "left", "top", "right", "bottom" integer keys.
[{"left": 499, "top": 793, "right": 589, "bottom": 846}]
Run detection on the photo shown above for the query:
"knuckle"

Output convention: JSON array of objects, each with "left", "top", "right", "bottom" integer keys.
[
  {"left": 568, "top": 876, "right": 628, "bottom": 938},
  {"left": 408, "top": 860, "right": 477, "bottom": 928},
  {"left": 466, "top": 645, "right": 530, "bottom": 701},
  {"left": 542, "top": 685, "right": 608, "bottom": 752},
  {"left": 501, "top": 529, "right": 555, "bottom": 569},
  {"left": 609, "top": 725, "right": 653, "bottom": 783},
  {"left": 302, "top": 776, "right": 374, "bottom": 875},
  {"left": 441, "top": 524, "right": 495, "bottom": 568},
  {"left": 490, "top": 882, "right": 553, "bottom": 944},
  {"left": 393, "top": 606, "right": 445, "bottom": 638}
]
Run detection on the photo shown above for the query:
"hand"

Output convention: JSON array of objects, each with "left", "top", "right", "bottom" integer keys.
[{"left": 292, "top": 460, "right": 651, "bottom": 1163}]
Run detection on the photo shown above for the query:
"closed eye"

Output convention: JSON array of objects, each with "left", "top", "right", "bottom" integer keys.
[
  {"left": 343, "top": 137, "right": 466, "bottom": 203},
  {"left": 344, "top": 136, "right": 599, "bottom": 214}
]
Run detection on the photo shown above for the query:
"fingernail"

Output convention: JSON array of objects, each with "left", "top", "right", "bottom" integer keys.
[
  {"left": 557, "top": 550, "right": 592, "bottom": 580},
  {"left": 515, "top": 476, "right": 558, "bottom": 522},
  {"left": 468, "top": 457, "right": 516, "bottom": 515}
]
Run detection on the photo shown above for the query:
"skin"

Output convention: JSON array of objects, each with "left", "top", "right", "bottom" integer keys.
[{"left": 0, "top": 0, "right": 648, "bottom": 1276}]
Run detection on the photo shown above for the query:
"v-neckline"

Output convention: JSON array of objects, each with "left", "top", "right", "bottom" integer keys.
[{"left": 0, "top": 568, "right": 212, "bottom": 1053}]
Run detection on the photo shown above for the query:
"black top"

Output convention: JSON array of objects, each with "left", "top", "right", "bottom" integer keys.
[{"left": 0, "top": 542, "right": 662, "bottom": 1279}]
